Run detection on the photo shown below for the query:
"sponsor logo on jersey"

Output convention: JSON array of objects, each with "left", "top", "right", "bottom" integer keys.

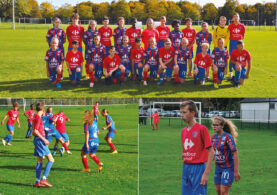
[
  {"left": 103, "top": 32, "right": 110, "bottom": 37},
  {"left": 233, "top": 28, "right": 241, "bottom": 34},
  {"left": 184, "top": 138, "right": 194, "bottom": 150},
  {"left": 131, "top": 33, "right": 138, "bottom": 38},
  {"left": 72, "top": 57, "right": 79, "bottom": 63}
]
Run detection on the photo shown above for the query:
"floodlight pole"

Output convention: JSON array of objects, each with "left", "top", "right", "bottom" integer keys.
[{"left": 12, "top": 0, "right": 15, "bottom": 30}]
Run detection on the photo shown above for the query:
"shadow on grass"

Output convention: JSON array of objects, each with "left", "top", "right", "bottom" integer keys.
[
  {"left": 0, "top": 165, "right": 80, "bottom": 172},
  {"left": 0, "top": 180, "right": 34, "bottom": 187}
]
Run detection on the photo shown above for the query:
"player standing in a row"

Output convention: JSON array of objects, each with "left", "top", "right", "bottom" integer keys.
[
  {"left": 114, "top": 17, "right": 127, "bottom": 49},
  {"left": 25, "top": 104, "right": 35, "bottom": 139},
  {"left": 66, "top": 13, "right": 84, "bottom": 53},
  {"left": 211, "top": 116, "right": 240, "bottom": 195},
  {"left": 228, "top": 13, "right": 245, "bottom": 80},
  {"left": 142, "top": 18, "right": 159, "bottom": 50},
  {"left": 33, "top": 102, "right": 54, "bottom": 187},
  {"left": 126, "top": 18, "right": 141, "bottom": 48},
  {"left": 83, "top": 20, "right": 98, "bottom": 79},
  {"left": 169, "top": 19, "right": 184, "bottom": 50},
  {"left": 180, "top": 100, "right": 214, "bottom": 195},
  {"left": 213, "top": 16, "right": 229, "bottom": 49},
  {"left": 98, "top": 16, "right": 113, "bottom": 55},
  {"left": 102, "top": 109, "right": 118, "bottom": 154},
  {"left": 156, "top": 16, "right": 170, "bottom": 49},
  {"left": 230, "top": 40, "right": 251, "bottom": 88},
  {"left": 1, "top": 102, "right": 20, "bottom": 146},
  {"left": 81, "top": 110, "right": 104, "bottom": 173},
  {"left": 148, "top": 111, "right": 159, "bottom": 131},
  {"left": 45, "top": 37, "right": 64, "bottom": 88}
]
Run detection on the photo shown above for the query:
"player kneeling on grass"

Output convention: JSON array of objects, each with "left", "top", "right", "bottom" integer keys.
[
  {"left": 24, "top": 104, "right": 35, "bottom": 139},
  {"left": 180, "top": 100, "right": 214, "bottom": 195},
  {"left": 157, "top": 38, "right": 175, "bottom": 85},
  {"left": 193, "top": 43, "right": 212, "bottom": 85},
  {"left": 131, "top": 37, "right": 145, "bottom": 82},
  {"left": 211, "top": 38, "right": 229, "bottom": 89},
  {"left": 143, "top": 37, "right": 159, "bottom": 86},
  {"left": 148, "top": 111, "right": 159, "bottom": 131},
  {"left": 86, "top": 35, "right": 106, "bottom": 88},
  {"left": 33, "top": 102, "right": 54, "bottom": 188},
  {"left": 173, "top": 37, "right": 192, "bottom": 84},
  {"left": 101, "top": 109, "right": 118, "bottom": 154},
  {"left": 230, "top": 40, "right": 251, "bottom": 88},
  {"left": 65, "top": 40, "right": 84, "bottom": 86},
  {"left": 103, "top": 46, "right": 125, "bottom": 85},
  {"left": 211, "top": 116, "right": 240, "bottom": 195},
  {"left": 2, "top": 102, "right": 20, "bottom": 146},
  {"left": 45, "top": 37, "right": 64, "bottom": 88},
  {"left": 81, "top": 110, "right": 104, "bottom": 173}
]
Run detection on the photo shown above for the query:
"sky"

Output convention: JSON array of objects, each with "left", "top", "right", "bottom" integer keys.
[{"left": 37, "top": 0, "right": 275, "bottom": 9}]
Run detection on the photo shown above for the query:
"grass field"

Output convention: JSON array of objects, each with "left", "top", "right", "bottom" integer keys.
[
  {"left": 139, "top": 118, "right": 277, "bottom": 195},
  {"left": 0, "top": 23, "right": 277, "bottom": 98},
  {"left": 0, "top": 104, "right": 138, "bottom": 195}
]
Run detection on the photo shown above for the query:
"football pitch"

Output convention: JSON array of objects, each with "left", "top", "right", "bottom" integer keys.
[
  {"left": 0, "top": 104, "right": 138, "bottom": 195},
  {"left": 0, "top": 24, "right": 277, "bottom": 98},
  {"left": 139, "top": 118, "right": 277, "bottom": 195}
]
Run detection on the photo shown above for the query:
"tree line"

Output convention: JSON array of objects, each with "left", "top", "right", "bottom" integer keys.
[{"left": 0, "top": 0, "right": 276, "bottom": 25}]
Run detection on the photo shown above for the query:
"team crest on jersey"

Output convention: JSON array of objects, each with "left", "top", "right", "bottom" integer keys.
[{"left": 192, "top": 131, "right": 198, "bottom": 138}]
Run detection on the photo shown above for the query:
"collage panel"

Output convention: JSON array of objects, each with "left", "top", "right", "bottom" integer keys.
[
  {"left": 139, "top": 98, "right": 277, "bottom": 194},
  {"left": 0, "top": 98, "right": 138, "bottom": 194}
]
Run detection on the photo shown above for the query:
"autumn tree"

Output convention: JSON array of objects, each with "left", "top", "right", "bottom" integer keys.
[
  {"left": 40, "top": 2, "right": 54, "bottom": 19},
  {"left": 78, "top": 4, "right": 93, "bottom": 19},
  {"left": 29, "top": 0, "right": 41, "bottom": 18},
  {"left": 16, "top": 0, "right": 32, "bottom": 17},
  {"left": 56, "top": 3, "right": 74, "bottom": 19},
  {"left": 110, "top": 0, "right": 131, "bottom": 21}
]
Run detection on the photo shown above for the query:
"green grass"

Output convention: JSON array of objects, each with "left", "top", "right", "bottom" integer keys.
[
  {"left": 0, "top": 104, "right": 138, "bottom": 195},
  {"left": 139, "top": 118, "right": 277, "bottom": 195},
  {"left": 0, "top": 23, "right": 277, "bottom": 97}
]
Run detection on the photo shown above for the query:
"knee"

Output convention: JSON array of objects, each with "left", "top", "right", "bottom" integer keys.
[
  {"left": 138, "top": 63, "right": 143, "bottom": 68},
  {"left": 76, "top": 68, "right": 81, "bottom": 72},
  {"left": 173, "top": 66, "right": 179, "bottom": 72},
  {"left": 235, "top": 65, "right": 241, "bottom": 71},
  {"left": 89, "top": 65, "right": 94, "bottom": 72},
  {"left": 10, "top": 132, "right": 14, "bottom": 136}
]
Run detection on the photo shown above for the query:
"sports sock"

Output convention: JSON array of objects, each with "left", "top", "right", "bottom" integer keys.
[
  {"left": 143, "top": 71, "right": 148, "bottom": 81},
  {"left": 234, "top": 70, "right": 241, "bottom": 84},
  {"left": 26, "top": 130, "right": 30, "bottom": 137},
  {"left": 6, "top": 134, "right": 12, "bottom": 143},
  {"left": 82, "top": 157, "right": 89, "bottom": 169},
  {"left": 90, "top": 71, "right": 95, "bottom": 83},
  {"left": 173, "top": 73, "right": 179, "bottom": 83},
  {"left": 109, "top": 143, "right": 116, "bottom": 151},
  {"left": 152, "top": 125, "right": 155, "bottom": 130},
  {"left": 113, "top": 78, "right": 117, "bottom": 84},
  {"left": 156, "top": 125, "right": 158, "bottom": 130},
  {"left": 138, "top": 67, "right": 143, "bottom": 80},
  {"left": 121, "top": 72, "right": 125, "bottom": 80},
  {"left": 53, "top": 145, "right": 58, "bottom": 152},
  {"left": 85, "top": 64, "right": 89, "bottom": 75},
  {"left": 159, "top": 72, "right": 164, "bottom": 80},
  {"left": 42, "top": 161, "right": 53, "bottom": 180},
  {"left": 76, "top": 71, "right": 81, "bottom": 83},
  {"left": 36, "top": 162, "right": 43, "bottom": 183},
  {"left": 62, "top": 143, "right": 69, "bottom": 151},
  {"left": 56, "top": 73, "right": 62, "bottom": 83},
  {"left": 213, "top": 73, "right": 218, "bottom": 83},
  {"left": 91, "top": 155, "right": 100, "bottom": 164}
]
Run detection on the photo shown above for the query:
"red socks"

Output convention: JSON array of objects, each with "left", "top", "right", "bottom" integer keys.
[
  {"left": 121, "top": 72, "right": 125, "bottom": 80},
  {"left": 109, "top": 143, "right": 116, "bottom": 151},
  {"left": 143, "top": 71, "right": 148, "bottom": 81},
  {"left": 82, "top": 157, "right": 89, "bottom": 169},
  {"left": 152, "top": 125, "right": 155, "bottom": 130},
  {"left": 56, "top": 73, "right": 62, "bottom": 84},
  {"left": 85, "top": 64, "right": 89, "bottom": 75},
  {"left": 113, "top": 78, "right": 117, "bottom": 84},
  {"left": 91, "top": 155, "right": 100, "bottom": 164},
  {"left": 62, "top": 143, "right": 69, "bottom": 151},
  {"left": 213, "top": 73, "right": 218, "bottom": 83},
  {"left": 156, "top": 125, "right": 158, "bottom": 130},
  {"left": 90, "top": 72, "right": 95, "bottom": 83},
  {"left": 174, "top": 73, "right": 179, "bottom": 83}
]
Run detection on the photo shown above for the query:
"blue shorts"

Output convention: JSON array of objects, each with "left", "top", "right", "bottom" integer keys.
[
  {"left": 214, "top": 166, "right": 234, "bottom": 187},
  {"left": 178, "top": 64, "right": 187, "bottom": 79},
  {"left": 133, "top": 62, "right": 142, "bottom": 74},
  {"left": 60, "top": 133, "right": 69, "bottom": 142},
  {"left": 82, "top": 139, "right": 99, "bottom": 154},
  {"left": 6, "top": 124, "right": 14, "bottom": 131},
  {"left": 49, "top": 67, "right": 57, "bottom": 83},
  {"left": 196, "top": 47, "right": 211, "bottom": 55},
  {"left": 157, "top": 40, "right": 165, "bottom": 49},
  {"left": 112, "top": 70, "right": 121, "bottom": 78},
  {"left": 94, "top": 65, "right": 103, "bottom": 79},
  {"left": 69, "top": 66, "right": 81, "bottom": 81},
  {"left": 217, "top": 67, "right": 225, "bottom": 81},
  {"left": 105, "top": 47, "right": 110, "bottom": 56},
  {"left": 165, "top": 67, "right": 173, "bottom": 78},
  {"left": 236, "top": 67, "right": 247, "bottom": 80},
  {"left": 124, "top": 66, "right": 130, "bottom": 78},
  {"left": 150, "top": 65, "right": 158, "bottom": 78},
  {"left": 68, "top": 47, "right": 83, "bottom": 53},
  {"left": 28, "top": 122, "right": 33, "bottom": 128},
  {"left": 33, "top": 136, "right": 50, "bottom": 157},
  {"left": 106, "top": 130, "right": 115, "bottom": 139},
  {"left": 229, "top": 40, "right": 238, "bottom": 72},
  {"left": 46, "top": 128, "right": 62, "bottom": 143},
  {"left": 196, "top": 67, "right": 205, "bottom": 82}
]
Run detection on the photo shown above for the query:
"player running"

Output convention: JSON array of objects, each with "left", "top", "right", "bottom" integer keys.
[
  {"left": 211, "top": 38, "right": 229, "bottom": 88},
  {"left": 126, "top": 18, "right": 141, "bottom": 48},
  {"left": 131, "top": 37, "right": 145, "bottom": 82},
  {"left": 98, "top": 16, "right": 113, "bottom": 55},
  {"left": 169, "top": 19, "right": 184, "bottom": 50},
  {"left": 143, "top": 37, "right": 159, "bottom": 86},
  {"left": 65, "top": 40, "right": 84, "bottom": 86},
  {"left": 142, "top": 18, "right": 159, "bottom": 50},
  {"left": 173, "top": 38, "right": 192, "bottom": 84},
  {"left": 101, "top": 109, "right": 118, "bottom": 154},
  {"left": 211, "top": 116, "right": 240, "bottom": 195},
  {"left": 33, "top": 102, "right": 54, "bottom": 188},
  {"left": 2, "top": 102, "right": 20, "bottom": 146},
  {"left": 194, "top": 43, "right": 212, "bottom": 85},
  {"left": 83, "top": 20, "right": 98, "bottom": 79},
  {"left": 180, "top": 100, "right": 214, "bottom": 195},
  {"left": 148, "top": 111, "right": 159, "bottom": 131},
  {"left": 230, "top": 40, "right": 251, "bottom": 88},
  {"left": 103, "top": 46, "right": 125, "bottom": 85},
  {"left": 228, "top": 13, "right": 245, "bottom": 80},
  {"left": 24, "top": 104, "right": 35, "bottom": 139},
  {"left": 113, "top": 17, "right": 127, "bottom": 49},
  {"left": 86, "top": 35, "right": 106, "bottom": 88},
  {"left": 156, "top": 16, "right": 170, "bottom": 49},
  {"left": 45, "top": 37, "right": 64, "bottom": 88},
  {"left": 182, "top": 18, "right": 196, "bottom": 77},
  {"left": 81, "top": 110, "right": 104, "bottom": 173},
  {"left": 157, "top": 38, "right": 175, "bottom": 85}
]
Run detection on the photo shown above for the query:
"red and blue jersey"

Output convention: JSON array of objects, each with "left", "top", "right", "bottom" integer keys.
[
  {"left": 84, "top": 121, "right": 98, "bottom": 140},
  {"left": 46, "top": 28, "right": 66, "bottom": 48},
  {"left": 113, "top": 27, "right": 127, "bottom": 47},
  {"left": 194, "top": 53, "right": 212, "bottom": 69},
  {"left": 87, "top": 44, "right": 106, "bottom": 67},
  {"left": 156, "top": 25, "right": 170, "bottom": 41},
  {"left": 144, "top": 47, "right": 159, "bottom": 66},
  {"left": 196, "top": 31, "right": 212, "bottom": 48},
  {"left": 116, "top": 44, "right": 132, "bottom": 66},
  {"left": 212, "top": 132, "right": 237, "bottom": 169},
  {"left": 25, "top": 109, "right": 34, "bottom": 123},
  {"left": 231, "top": 49, "right": 251, "bottom": 68},
  {"left": 169, "top": 30, "right": 184, "bottom": 49},
  {"left": 45, "top": 112, "right": 54, "bottom": 123},
  {"left": 228, "top": 23, "right": 245, "bottom": 41},
  {"left": 211, "top": 47, "right": 229, "bottom": 68},
  {"left": 83, "top": 29, "right": 98, "bottom": 50},
  {"left": 105, "top": 115, "right": 115, "bottom": 132},
  {"left": 126, "top": 27, "right": 141, "bottom": 47},
  {"left": 6, "top": 110, "right": 19, "bottom": 126},
  {"left": 175, "top": 47, "right": 192, "bottom": 65},
  {"left": 45, "top": 48, "right": 65, "bottom": 69}
]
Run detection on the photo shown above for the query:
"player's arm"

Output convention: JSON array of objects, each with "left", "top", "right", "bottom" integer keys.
[
  {"left": 233, "top": 150, "right": 240, "bottom": 181},
  {"left": 131, "top": 59, "right": 135, "bottom": 76},
  {"left": 66, "top": 62, "right": 72, "bottom": 75},
  {"left": 245, "top": 59, "right": 251, "bottom": 79},
  {"left": 1, "top": 114, "right": 8, "bottom": 125},
  {"left": 34, "top": 129, "right": 49, "bottom": 145},
  {"left": 200, "top": 146, "right": 214, "bottom": 185},
  {"left": 174, "top": 54, "right": 178, "bottom": 66},
  {"left": 85, "top": 129, "right": 89, "bottom": 151},
  {"left": 16, "top": 117, "right": 20, "bottom": 128},
  {"left": 164, "top": 57, "right": 173, "bottom": 66},
  {"left": 159, "top": 58, "right": 165, "bottom": 68},
  {"left": 102, "top": 122, "right": 112, "bottom": 130}
]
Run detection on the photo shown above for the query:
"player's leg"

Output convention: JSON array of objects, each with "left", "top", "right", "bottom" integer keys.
[
  {"left": 213, "top": 65, "right": 219, "bottom": 88},
  {"left": 35, "top": 156, "right": 44, "bottom": 187},
  {"left": 85, "top": 50, "right": 90, "bottom": 79},
  {"left": 215, "top": 185, "right": 221, "bottom": 195},
  {"left": 89, "top": 63, "right": 96, "bottom": 88},
  {"left": 3, "top": 125, "right": 14, "bottom": 145},
  {"left": 106, "top": 135, "right": 117, "bottom": 153},
  {"left": 199, "top": 68, "right": 205, "bottom": 85},
  {"left": 155, "top": 123, "right": 158, "bottom": 130},
  {"left": 124, "top": 65, "right": 130, "bottom": 82},
  {"left": 188, "top": 50, "right": 194, "bottom": 77},
  {"left": 190, "top": 163, "right": 207, "bottom": 195},
  {"left": 81, "top": 147, "right": 90, "bottom": 172},
  {"left": 137, "top": 62, "right": 143, "bottom": 82},
  {"left": 89, "top": 143, "right": 103, "bottom": 172},
  {"left": 55, "top": 65, "right": 62, "bottom": 88},
  {"left": 158, "top": 64, "right": 166, "bottom": 85},
  {"left": 179, "top": 64, "right": 187, "bottom": 84},
  {"left": 56, "top": 131, "right": 71, "bottom": 154},
  {"left": 205, "top": 66, "right": 210, "bottom": 80},
  {"left": 119, "top": 64, "right": 126, "bottom": 81},
  {"left": 239, "top": 67, "right": 246, "bottom": 85},
  {"left": 173, "top": 65, "right": 180, "bottom": 84},
  {"left": 149, "top": 65, "right": 158, "bottom": 82},
  {"left": 25, "top": 122, "right": 32, "bottom": 138},
  {"left": 53, "top": 139, "right": 59, "bottom": 155},
  {"left": 40, "top": 153, "right": 54, "bottom": 187},
  {"left": 75, "top": 66, "right": 82, "bottom": 85},
  {"left": 219, "top": 168, "right": 234, "bottom": 195},
  {"left": 59, "top": 132, "right": 70, "bottom": 156},
  {"left": 229, "top": 40, "right": 237, "bottom": 79},
  {"left": 214, "top": 168, "right": 222, "bottom": 195},
  {"left": 95, "top": 66, "right": 103, "bottom": 83},
  {"left": 165, "top": 67, "right": 173, "bottom": 82},
  {"left": 182, "top": 163, "right": 193, "bottom": 195},
  {"left": 234, "top": 64, "right": 242, "bottom": 88},
  {"left": 143, "top": 64, "right": 150, "bottom": 85}
]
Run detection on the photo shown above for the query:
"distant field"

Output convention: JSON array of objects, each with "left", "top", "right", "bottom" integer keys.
[
  {"left": 0, "top": 104, "right": 138, "bottom": 195},
  {"left": 139, "top": 118, "right": 277, "bottom": 195},
  {"left": 0, "top": 23, "right": 277, "bottom": 98}
]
